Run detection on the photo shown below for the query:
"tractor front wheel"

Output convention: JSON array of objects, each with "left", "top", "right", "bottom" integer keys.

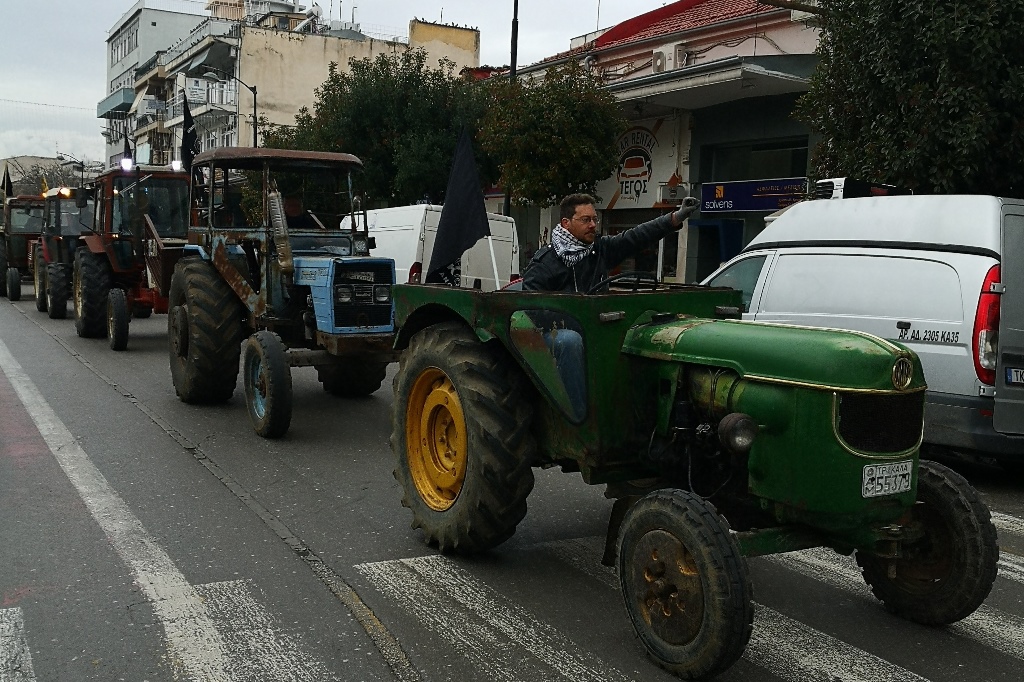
[
  {"left": 390, "top": 321, "right": 536, "bottom": 554},
  {"left": 317, "top": 361, "right": 388, "bottom": 397},
  {"left": 107, "top": 288, "right": 130, "bottom": 351},
  {"left": 167, "top": 257, "right": 246, "bottom": 404},
  {"left": 856, "top": 460, "right": 998, "bottom": 625},
  {"left": 33, "top": 249, "right": 47, "bottom": 312},
  {"left": 6, "top": 268, "right": 21, "bottom": 302},
  {"left": 617, "top": 489, "right": 753, "bottom": 680},
  {"left": 73, "top": 250, "right": 110, "bottom": 338},
  {"left": 46, "top": 264, "right": 68, "bottom": 319},
  {"left": 242, "top": 331, "right": 293, "bottom": 438}
]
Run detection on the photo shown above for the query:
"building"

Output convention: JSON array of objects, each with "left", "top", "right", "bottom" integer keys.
[
  {"left": 98, "top": 0, "right": 208, "bottom": 168},
  {"left": 505, "top": 0, "right": 820, "bottom": 282},
  {"left": 125, "top": 0, "right": 481, "bottom": 167}
]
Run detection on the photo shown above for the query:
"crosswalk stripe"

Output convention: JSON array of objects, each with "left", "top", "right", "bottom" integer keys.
[
  {"left": 0, "top": 608, "right": 37, "bottom": 682},
  {"left": 992, "top": 511, "right": 1024, "bottom": 537},
  {"left": 1000, "top": 554, "right": 1024, "bottom": 584},
  {"left": 195, "top": 580, "right": 337, "bottom": 682}
]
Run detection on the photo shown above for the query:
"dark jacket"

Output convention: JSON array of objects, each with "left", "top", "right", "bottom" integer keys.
[{"left": 522, "top": 213, "right": 677, "bottom": 293}]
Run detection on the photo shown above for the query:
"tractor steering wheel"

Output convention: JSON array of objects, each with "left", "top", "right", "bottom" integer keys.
[{"left": 585, "top": 270, "right": 659, "bottom": 295}]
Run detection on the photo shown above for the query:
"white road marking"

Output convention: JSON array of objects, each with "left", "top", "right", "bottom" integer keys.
[
  {"left": 992, "top": 511, "right": 1024, "bottom": 537},
  {"left": 0, "top": 608, "right": 36, "bottom": 682},
  {"left": 0, "top": 341, "right": 330, "bottom": 682},
  {"left": 999, "top": 553, "right": 1024, "bottom": 584}
]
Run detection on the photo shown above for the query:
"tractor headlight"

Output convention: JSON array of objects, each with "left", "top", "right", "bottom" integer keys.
[
  {"left": 718, "top": 412, "right": 758, "bottom": 454},
  {"left": 354, "top": 239, "right": 368, "bottom": 253},
  {"left": 335, "top": 284, "right": 354, "bottom": 304},
  {"left": 373, "top": 285, "right": 391, "bottom": 303}
]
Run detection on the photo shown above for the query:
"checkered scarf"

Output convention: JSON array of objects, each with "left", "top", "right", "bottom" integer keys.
[{"left": 551, "top": 225, "right": 593, "bottom": 267}]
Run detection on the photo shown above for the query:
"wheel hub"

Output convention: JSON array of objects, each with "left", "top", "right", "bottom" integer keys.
[
  {"left": 632, "top": 529, "right": 704, "bottom": 646},
  {"left": 170, "top": 306, "right": 190, "bottom": 358},
  {"left": 406, "top": 367, "right": 467, "bottom": 511}
]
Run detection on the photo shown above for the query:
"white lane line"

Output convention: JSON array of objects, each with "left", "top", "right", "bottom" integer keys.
[
  {"left": 991, "top": 511, "right": 1024, "bottom": 537},
  {"left": 0, "top": 340, "right": 232, "bottom": 680},
  {"left": 356, "top": 560, "right": 550, "bottom": 682},
  {"left": 195, "top": 580, "right": 337, "bottom": 682},
  {"left": 999, "top": 554, "right": 1024, "bottom": 584},
  {"left": 769, "top": 548, "right": 1024, "bottom": 660},
  {"left": 0, "top": 608, "right": 36, "bottom": 682},
  {"left": 748, "top": 607, "right": 929, "bottom": 682}
]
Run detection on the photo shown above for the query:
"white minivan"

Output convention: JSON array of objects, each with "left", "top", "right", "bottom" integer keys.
[
  {"left": 702, "top": 194, "right": 1024, "bottom": 470},
  {"left": 344, "top": 205, "right": 519, "bottom": 291}
]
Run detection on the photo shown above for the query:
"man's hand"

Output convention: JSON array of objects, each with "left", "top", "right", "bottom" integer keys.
[{"left": 671, "top": 196, "right": 699, "bottom": 228}]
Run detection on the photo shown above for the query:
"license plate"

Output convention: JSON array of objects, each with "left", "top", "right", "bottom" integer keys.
[
  {"left": 1007, "top": 368, "right": 1024, "bottom": 385},
  {"left": 862, "top": 460, "right": 913, "bottom": 498}
]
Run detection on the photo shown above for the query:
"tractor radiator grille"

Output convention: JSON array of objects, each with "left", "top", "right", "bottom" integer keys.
[
  {"left": 333, "top": 262, "right": 393, "bottom": 329},
  {"left": 836, "top": 391, "right": 924, "bottom": 453}
]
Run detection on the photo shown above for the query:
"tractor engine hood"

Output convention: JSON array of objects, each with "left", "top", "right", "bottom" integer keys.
[{"left": 622, "top": 317, "right": 926, "bottom": 393}]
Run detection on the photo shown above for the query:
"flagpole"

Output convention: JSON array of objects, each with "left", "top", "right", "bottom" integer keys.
[{"left": 502, "top": 0, "right": 519, "bottom": 217}]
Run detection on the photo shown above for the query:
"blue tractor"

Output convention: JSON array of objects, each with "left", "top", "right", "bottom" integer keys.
[{"left": 168, "top": 148, "right": 397, "bottom": 437}]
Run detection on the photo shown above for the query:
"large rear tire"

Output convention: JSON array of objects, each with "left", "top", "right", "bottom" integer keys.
[
  {"left": 33, "top": 248, "right": 47, "bottom": 312},
  {"left": 242, "top": 331, "right": 293, "bottom": 438},
  {"left": 390, "top": 321, "right": 536, "bottom": 553},
  {"left": 617, "top": 489, "right": 753, "bottom": 680},
  {"left": 107, "top": 288, "right": 130, "bottom": 351},
  {"left": 0, "top": 239, "right": 7, "bottom": 297},
  {"left": 73, "top": 250, "right": 109, "bottom": 338},
  {"left": 6, "top": 267, "right": 21, "bottom": 302},
  {"left": 168, "top": 257, "right": 246, "bottom": 404},
  {"left": 856, "top": 459, "right": 999, "bottom": 625},
  {"left": 317, "top": 361, "right": 388, "bottom": 397},
  {"left": 46, "top": 263, "right": 69, "bottom": 319}
]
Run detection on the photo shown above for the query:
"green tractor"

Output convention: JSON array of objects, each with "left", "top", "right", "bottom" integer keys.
[
  {"left": 388, "top": 280, "right": 999, "bottom": 679},
  {"left": 1, "top": 194, "right": 45, "bottom": 301}
]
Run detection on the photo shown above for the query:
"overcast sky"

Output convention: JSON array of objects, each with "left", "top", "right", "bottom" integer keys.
[{"left": 0, "top": 0, "right": 669, "bottom": 163}]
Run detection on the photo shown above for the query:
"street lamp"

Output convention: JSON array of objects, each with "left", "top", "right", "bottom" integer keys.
[
  {"left": 202, "top": 68, "right": 258, "bottom": 147},
  {"left": 56, "top": 151, "right": 94, "bottom": 187}
]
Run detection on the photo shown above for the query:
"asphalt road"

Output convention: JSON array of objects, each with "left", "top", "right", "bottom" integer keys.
[{"left": 2, "top": 288, "right": 1024, "bottom": 682}]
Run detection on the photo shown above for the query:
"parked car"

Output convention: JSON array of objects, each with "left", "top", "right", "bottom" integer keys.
[{"left": 702, "top": 193, "right": 1024, "bottom": 472}]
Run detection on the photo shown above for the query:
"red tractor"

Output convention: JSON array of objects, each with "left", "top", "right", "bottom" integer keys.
[
  {"left": 1, "top": 195, "right": 45, "bottom": 301},
  {"left": 73, "top": 163, "right": 189, "bottom": 350},
  {"left": 31, "top": 186, "right": 94, "bottom": 318}
]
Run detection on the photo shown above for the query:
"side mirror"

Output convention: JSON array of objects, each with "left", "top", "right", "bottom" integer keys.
[
  {"left": 367, "top": 237, "right": 376, "bottom": 250},
  {"left": 75, "top": 195, "right": 89, "bottom": 209}
]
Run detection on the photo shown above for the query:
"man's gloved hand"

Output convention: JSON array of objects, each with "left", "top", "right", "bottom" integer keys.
[{"left": 671, "top": 196, "right": 699, "bottom": 228}]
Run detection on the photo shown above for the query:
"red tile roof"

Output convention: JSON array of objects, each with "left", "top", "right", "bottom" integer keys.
[{"left": 595, "top": 0, "right": 780, "bottom": 51}]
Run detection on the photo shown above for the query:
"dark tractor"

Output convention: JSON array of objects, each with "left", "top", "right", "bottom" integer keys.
[
  {"left": 73, "top": 163, "right": 189, "bottom": 350},
  {"left": 169, "top": 147, "right": 397, "bottom": 438},
  {"left": 31, "top": 186, "right": 94, "bottom": 318},
  {"left": 1, "top": 195, "right": 45, "bottom": 301},
  {"left": 389, "top": 281, "right": 999, "bottom": 679}
]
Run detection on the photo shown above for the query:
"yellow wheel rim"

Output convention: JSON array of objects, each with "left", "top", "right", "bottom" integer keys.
[{"left": 406, "top": 367, "right": 468, "bottom": 511}]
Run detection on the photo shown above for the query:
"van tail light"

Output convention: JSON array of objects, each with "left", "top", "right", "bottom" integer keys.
[
  {"left": 408, "top": 261, "right": 422, "bottom": 284},
  {"left": 972, "top": 264, "right": 1001, "bottom": 386}
]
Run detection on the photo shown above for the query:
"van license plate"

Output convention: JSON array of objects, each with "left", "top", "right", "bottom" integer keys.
[
  {"left": 1007, "top": 368, "right": 1024, "bottom": 385},
  {"left": 862, "top": 460, "right": 913, "bottom": 498}
]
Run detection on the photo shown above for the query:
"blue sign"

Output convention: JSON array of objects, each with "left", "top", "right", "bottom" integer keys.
[{"left": 700, "top": 177, "right": 807, "bottom": 213}]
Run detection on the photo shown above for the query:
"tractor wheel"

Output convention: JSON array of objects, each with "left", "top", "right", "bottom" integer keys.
[
  {"left": 316, "top": 360, "right": 388, "bottom": 397},
  {"left": 73, "top": 250, "right": 110, "bottom": 338},
  {"left": 0, "top": 239, "right": 7, "bottom": 297},
  {"left": 242, "top": 331, "right": 293, "bottom": 438},
  {"left": 46, "top": 263, "right": 69, "bottom": 319},
  {"left": 390, "top": 321, "right": 536, "bottom": 554},
  {"left": 132, "top": 305, "right": 153, "bottom": 319},
  {"left": 167, "top": 257, "right": 246, "bottom": 404},
  {"left": 33, "top": 249, "right": 47, "bottom": 312},
  {"left": 617, "top": 489, "right": 753, "bottom": 680},
  {"left": 6, "top": 268, "right": 21, "bottom": 302},
  {"left": 107, "top": 288, "right": 130, "bottom": 351},
  {"left": 856, "top": 460, "right": 998, "bottom": 625}
]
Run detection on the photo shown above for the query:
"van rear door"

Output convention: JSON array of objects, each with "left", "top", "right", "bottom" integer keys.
[{"left": 994, "top": 209, "right": 1024, "bottom": 434}]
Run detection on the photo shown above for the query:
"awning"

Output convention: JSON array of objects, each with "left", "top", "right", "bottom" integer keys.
[
  {"left": 128, "top": 89, "right": 147, "bottom": 115},
  {"left": 185, "top": 41, "right": 234, "bottom": 78}
]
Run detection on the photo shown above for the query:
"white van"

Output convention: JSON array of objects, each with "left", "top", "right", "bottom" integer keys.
[
  {"left": 702, "top": 194, "right": 1024, "bottom": 470},
  {"left": 344, "top": 205, "right": 519, "bottom": 291}
]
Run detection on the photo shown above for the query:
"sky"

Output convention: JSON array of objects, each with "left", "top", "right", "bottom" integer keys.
[{"left": 0, "top": 0, "right": 671, "bottom": 164}]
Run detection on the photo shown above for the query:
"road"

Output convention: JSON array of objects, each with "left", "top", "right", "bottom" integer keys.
[{"left": 1, "top": 289, "right": 1023, "bottom": 682}]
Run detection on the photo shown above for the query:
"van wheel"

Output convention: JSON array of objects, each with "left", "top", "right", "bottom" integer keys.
[{"left": 856, "top": 460, "right": 998, "bottom": 624}]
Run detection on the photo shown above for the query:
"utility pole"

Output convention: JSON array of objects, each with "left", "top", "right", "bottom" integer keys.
[{"left": 502, "top": 0, "right": 519, "bottom": 217}]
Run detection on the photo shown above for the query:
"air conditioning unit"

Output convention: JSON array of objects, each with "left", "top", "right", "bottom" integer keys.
[
  {"left": 814, "top": 178, "right": 912, "bottom": 199},
  {"left": 652, "top": 50, "right": 667, "bottom": 73},
  {"left": 658, "top": 184, "right": 687, "bottom": 204}
]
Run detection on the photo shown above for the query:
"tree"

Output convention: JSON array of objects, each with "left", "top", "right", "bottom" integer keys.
[
  {"left": 479, "top": 61, "right": 627, "bottom": 206},
  {"left": 7, "top": 160, "right": 82, "bottom": 195},
  {"left": 795, "top": 0, "right": 1024, "bottom": 196},
  {"left": 262, "top": 49, "right": 487, "bottom": 206}
]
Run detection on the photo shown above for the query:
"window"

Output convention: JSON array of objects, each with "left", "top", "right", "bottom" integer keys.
[{"left": 706, "top": 255, "right": 767, "bottom": 312}]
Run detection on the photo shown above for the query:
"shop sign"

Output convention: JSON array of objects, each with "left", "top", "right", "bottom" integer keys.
[
  {"left": 701, "top": 177, "right": 807, "bottom": 212},
  {"left": 595, "top": 118, "right": 676, "bottom": 210}
]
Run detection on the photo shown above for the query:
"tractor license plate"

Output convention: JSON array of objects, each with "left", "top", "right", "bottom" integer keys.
[
  {"left": 861, "top": 460, "right": 913, "bottom": 498},
  {"left": 1007, "top": 368, "right": 1024, "bottom": 385}
]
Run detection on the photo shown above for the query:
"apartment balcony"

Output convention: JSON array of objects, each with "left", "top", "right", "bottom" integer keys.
[
  {"left": 164, "top": 86, "right": 238, "bottom": 128},
  {"left": 97, "top": 88, "right": 134, "bottom": 119}
]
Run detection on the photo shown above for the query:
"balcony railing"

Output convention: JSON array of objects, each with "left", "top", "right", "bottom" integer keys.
[
  {"left": 159, "top": 18, "right": 240, "bottom": 67},
  {"left": 167, "top": 84, "right": 238, "bottom": 119}
]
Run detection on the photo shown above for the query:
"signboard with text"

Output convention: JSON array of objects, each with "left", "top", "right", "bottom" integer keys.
[
  {"left": 594, "top": 117, "right": 678, "bottom": 210},
  {"left": 700, "top": 177, "right": 807, "bottom": 212}
]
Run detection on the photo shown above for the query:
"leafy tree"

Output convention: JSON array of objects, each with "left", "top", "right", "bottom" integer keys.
[
  {"left": 479, "top": 61, "right": 627, "bottom": 206},
  {"left": 262, "top": 49, "right": 486, "bottom": 206},
  {"left": 796, "top": 0, "right": 1024, "bottom": 196}
]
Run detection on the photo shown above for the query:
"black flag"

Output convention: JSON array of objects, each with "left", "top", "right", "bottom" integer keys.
[
  {"left": 1, "top": 164, "right": 12, "bottom": 198},
  {"left": 425, "top": 127, "right": 490, "bottom": 286},
  {"left": 181, "top": 91, "right": 199, "bottom": 173}
]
